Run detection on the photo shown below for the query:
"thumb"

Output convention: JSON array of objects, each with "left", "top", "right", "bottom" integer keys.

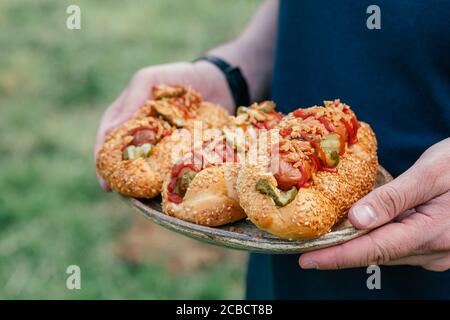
[{"left": 348, "top": 164, "right": 437, "bottom": 229}]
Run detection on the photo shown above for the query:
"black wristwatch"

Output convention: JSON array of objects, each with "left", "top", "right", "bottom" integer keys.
[{"left": 194, "top": 55, "right": 250, "bottom": 108}]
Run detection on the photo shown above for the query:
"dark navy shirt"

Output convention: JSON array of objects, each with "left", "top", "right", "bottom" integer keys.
[{"left": 247, "top": 0, "right": 450, "bottom": 299}]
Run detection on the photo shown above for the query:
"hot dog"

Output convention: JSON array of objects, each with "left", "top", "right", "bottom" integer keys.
[
  {"left": 161, "top": 101, "right": 283, "bottom": 226},
  {"left": 96, "top": 84, "right": 229, "bottom": 198},
  {"left": 237, "top": 100, "right": 378, "bottom": 239}
]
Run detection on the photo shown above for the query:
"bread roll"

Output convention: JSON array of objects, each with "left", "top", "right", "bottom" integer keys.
[
  {"left": 237, "top": 100, "right": 378, "bottom": 239},
  {"left": 96, "top": 85, "right": 229, "bottom": 198},
  {"left": 161, "top": 101, "right": 283, "bottom": 226}
]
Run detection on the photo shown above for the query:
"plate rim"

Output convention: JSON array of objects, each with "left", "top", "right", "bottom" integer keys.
[{"left": 124, "top": 165, "right": 393, "bottom": 254}]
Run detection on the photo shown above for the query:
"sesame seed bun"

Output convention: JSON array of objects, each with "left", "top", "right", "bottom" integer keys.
[
  {"left": 96, "top": 88, "right": 230, "bottom": 199},
  {"left": 96, "top": 118, "right": 192, "bottom": 198},
  {"left": 237, "top": 122, "right": 378, "bottom": 240},
  {"left": 162, "top": 163, "right": 246, "bottom": 226}
]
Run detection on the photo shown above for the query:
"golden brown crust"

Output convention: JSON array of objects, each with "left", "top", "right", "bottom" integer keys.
[
  {"left": 312, "top": 122, "right": 378, "bottom": 218},
  {"left": 237, "top": 122, "right": 378, "bottom": 240},
  {"left": 135, "top": 101, "right": 229, "bottom": 130},
  {"left": 194, "top": 102, "right": 230, "bottom": 130},
  {"left": 96, "top": 85, "right": 230, "bottom": 199},
  {"left": 162, "top": 164, "right": 246, "bottom": 226},
  {"left": 160, "top": 101, "right": 284, "bottom": 226},
  {"left": 96, "top": 118, "right": 192, "bottom": 198}
]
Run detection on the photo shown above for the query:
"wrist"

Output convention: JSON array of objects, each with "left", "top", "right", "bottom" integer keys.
[
  {"left": 192, "top": 60, "right": 234, "bottom": 112},
  {"left": 194, "top": 55, "right": 250, "bottom": 109}
]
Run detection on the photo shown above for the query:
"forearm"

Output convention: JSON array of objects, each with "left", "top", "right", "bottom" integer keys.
[{"left": 203, "top": 0, "right": 278, "bottom": 104}]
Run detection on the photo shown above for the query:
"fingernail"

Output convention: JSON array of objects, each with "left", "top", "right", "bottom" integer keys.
[
  {"left": 351, "top": 204, "right": 377, "bottom": 228},
  {"left": 300, "top": 260, "right": 319, "bottom": 270}
]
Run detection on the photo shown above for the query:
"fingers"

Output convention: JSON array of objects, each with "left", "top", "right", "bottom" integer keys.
[
  {"left": 94, "top": 67, "right": 157, "bottom": 154},
  {"left": 120, "top": 68, "right": 155, "bottom": 113},
  {"left": 299, "top": 214, "right": 430, "bottom": 269},
  {"left": 97, "top": 173, "right": 110, "bottom": 192},
  {"left": 348, "top": 165, "right": 437, "bottom": 229},
  {"left": 93, "top": 64, "right": 190, "bottom": 192},
  {"left": 95, "top": 89, "right": 128, "bottom": 154},
  {"left": 394, "top": 208, "right": 416, "bottom": 222},
  {"left": 94, "top": 89, "right": 129, "bottom": 191},
  {"left": 385, "top": 252, "right": 450, "bottom": 272},
  {"left": 349, "top": 139, "right": 450, "bottom": 230}
]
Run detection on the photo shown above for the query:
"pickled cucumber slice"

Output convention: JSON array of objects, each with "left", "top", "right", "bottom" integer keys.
[
  {"left": 258, "top": 101, "right": 275, "bottom": 113},
  {"left": 123, "top": 145, "right": 136, "bottom": 160},
  {"left": 176, "top": 170, "right": 197, "bottom": 197},
  {"left": 122, "top": 144, "right": 153, "bottom": 160},
  {"left": 256, "top": 179, "right": 298, "bottom": 207},
  {"left": 236, "top": 106, "right": 248, "bottom": 115},
  {"left": 320, "top": 134, "right": 341, "bottom": 167}
]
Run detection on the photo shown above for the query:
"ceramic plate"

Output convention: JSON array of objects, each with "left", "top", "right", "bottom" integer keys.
[{"left": 124, "top": 165, "right": 393, "bottom": 254}]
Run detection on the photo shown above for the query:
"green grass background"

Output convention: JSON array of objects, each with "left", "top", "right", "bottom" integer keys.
[{"left": 0, "top": 0, "right": 260, "bottom": 299}]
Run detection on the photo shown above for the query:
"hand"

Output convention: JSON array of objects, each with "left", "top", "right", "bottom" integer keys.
[
  {"left": 299, "top": 138, "right": 450, "bottom": 271},
  {"left": 94, "top": 61, "right": 233, "bottom": 190}
]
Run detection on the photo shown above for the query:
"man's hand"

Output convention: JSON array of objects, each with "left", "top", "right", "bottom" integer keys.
[
  {"left": 299, "top": 138, "right": 450, "bottom": 271},
  {"left": 94, "top": 61, "right": 233, "bottom": 190}
]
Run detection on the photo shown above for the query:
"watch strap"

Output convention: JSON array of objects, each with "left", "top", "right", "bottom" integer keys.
[{"left": 194, "top": 55, "right": 250, "bottom": 108}]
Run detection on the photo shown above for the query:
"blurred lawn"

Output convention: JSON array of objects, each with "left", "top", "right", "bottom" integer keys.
[{"left": 0, "top": 0, "right": 260, "bottom": 299}]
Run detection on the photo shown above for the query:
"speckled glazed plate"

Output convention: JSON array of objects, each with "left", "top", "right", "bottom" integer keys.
[{"left": 124, "top": 165, "right": 393, "bottom": 254}]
